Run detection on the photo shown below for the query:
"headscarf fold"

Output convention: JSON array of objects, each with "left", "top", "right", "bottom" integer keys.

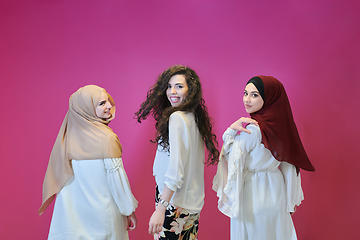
[
  {"left": 39, "top": 85, "right": 122, "bottom": 215},
  {"left": 248, "top": 76, "right": 315, "bottom": 172}
]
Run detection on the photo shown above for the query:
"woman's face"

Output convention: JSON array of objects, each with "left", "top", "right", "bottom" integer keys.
[
  {"left": 166, "top": 74, "right": 189, "bottom": 107},
  {"left": 96, "top": 91, "right": 113, "bottom": 119},
  {"left": 243, "top": 83, "right": 264, "bottom": 114}
]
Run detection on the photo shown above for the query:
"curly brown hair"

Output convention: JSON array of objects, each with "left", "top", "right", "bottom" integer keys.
[{"left": 135, "top": 65, "right": 219, "bottom": 165}]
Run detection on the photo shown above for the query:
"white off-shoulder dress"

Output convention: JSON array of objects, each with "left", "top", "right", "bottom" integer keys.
[
  {"left": 48, "top": 158, "right": 138, "bottom": 240},
  {"left": 213, "top": 124, "right": 303, "bottom": 240}
]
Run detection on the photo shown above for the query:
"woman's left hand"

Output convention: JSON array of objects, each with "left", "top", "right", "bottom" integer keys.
[{"left": 148, "top": 206, "right": 165, "bottom": 235}]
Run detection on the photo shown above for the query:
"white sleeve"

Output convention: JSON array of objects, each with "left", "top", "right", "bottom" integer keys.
[
  {"left": 164, "top": 112, "right": 189, "bottom": 191},
  {"left": 279, "top": 161, "right": 304, "bottom": 212},
  {"left": 104, "top": 158, "right": 138, "bottom": 216},
  {"left": 222, "top": 127, "right": 238, "bottom": 155},
  {"left": 213, "top": 125, "right": 259, "bottom": 218}
]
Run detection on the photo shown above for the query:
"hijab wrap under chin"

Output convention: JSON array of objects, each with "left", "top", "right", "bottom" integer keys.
[
  {"left": 39, "top": 85, "right": 122, "bottom": 215},
  {"left": 248, "top": 76, "right": 315, "bottom": 173}
]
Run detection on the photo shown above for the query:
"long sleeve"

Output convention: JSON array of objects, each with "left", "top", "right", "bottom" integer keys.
[
  {"left": 279, "top": 161, "right": 304, "bottom": 212},
  {"left": 213, "top": 126, "right": 259, "bottom": 218},
  {"left": 104, "top": 158, "right": 138, "bottom": 216},
  {"left": 164, "top": 112, "right": 189, "bottom": 191}
]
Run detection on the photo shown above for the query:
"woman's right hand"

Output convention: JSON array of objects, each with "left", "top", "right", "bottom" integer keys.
[
  {"left": 127, "top": 212, "right": 137, "bottom": 231},
  {"left": 148, "top": 205, "right": 166, "bottom": 235},
  {"left": 229, "top": 117, "right": 258, "bottom": 134}
]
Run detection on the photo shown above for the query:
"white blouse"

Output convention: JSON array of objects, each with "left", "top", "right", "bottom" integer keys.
[
  {"left": 213, "top": 125, "right": 303, "bottom": 218},
  {"left": 213, "top": 125, "right": 303, "bottom": 240},
  {"left": 48, "top": 158, "right": 137, "bottom": 240},
  {"left": 153, "top": 111, "right": 205, "bottom": 214}
]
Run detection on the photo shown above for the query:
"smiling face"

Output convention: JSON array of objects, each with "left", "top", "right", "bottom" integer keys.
[
  {"left": 243, "top": 83, "right": 264, "bottom": 114},
  {"left": 166, "top": 74, "right": 189, "bottom": 107},
  {"left": 95, "top": 91, "right": 113, "bottom": 119}
]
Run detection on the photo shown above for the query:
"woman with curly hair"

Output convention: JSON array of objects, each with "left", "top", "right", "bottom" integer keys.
[{"left": 135, "top": 65, "right": 219, "bottom": 240}]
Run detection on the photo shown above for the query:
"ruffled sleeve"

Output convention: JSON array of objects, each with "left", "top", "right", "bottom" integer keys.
[
  {"left": 213, "top": 125, "right": 259, "bottom": 218},
  {"left": 279, "top": 161, "right": 304, "bottom": 212},
  {"left": 104, "top": 158, "right": 138, "bottom": 216}
]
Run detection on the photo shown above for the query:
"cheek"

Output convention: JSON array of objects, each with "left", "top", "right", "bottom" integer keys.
[
  {"left": 256, "top": 100, "right": 264, "bottom": 110},
  {"left": 95, "top": 106, "right": 103, "bottom": 117},
  {"left": 259, "top": 99, "right": 264, "bottom": 108},
  {"left": 166, "top": 89, "right": 171, "bottom": 98},
  {"left": 183, "top": 88, "right": 189, "bottom": 98}
]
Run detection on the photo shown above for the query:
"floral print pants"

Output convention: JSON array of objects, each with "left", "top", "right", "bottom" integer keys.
[{"left": 154, "top": 186, "right": 200, "bottom": 240}]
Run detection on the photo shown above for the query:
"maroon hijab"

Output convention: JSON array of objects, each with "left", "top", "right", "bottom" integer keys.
[{"left": 248, "top": 76, "right": 315, "bottom": 172}]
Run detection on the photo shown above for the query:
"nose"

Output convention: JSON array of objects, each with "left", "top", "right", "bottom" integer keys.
[
  {"left": 244, "top": 95, "right": 250, "bottom": 103},
  {"left": 105, "top": 101, "right": 112, "bottom": 109},
  {"left": 170, "top": 87, "right": 176, "bottom": 94}
]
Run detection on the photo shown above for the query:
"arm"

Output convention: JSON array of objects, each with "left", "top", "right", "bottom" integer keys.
[
  {"left": 213, "top": 124, "right": 259, "bottom": 218},
  {"left": 229, "top": 117, "right": 258, "bottom": 134},
  {"left": 163, "top": 112, "right": 189, "bottom": 190},
  {"left": 148, "top": 113, "right": 187, "bottom": 235},
  {"left": 104, "top": 158, "right": 138, "bottom": 216},
  {"left": 148, "top": 185, "right": 174, "bottom": 235}
]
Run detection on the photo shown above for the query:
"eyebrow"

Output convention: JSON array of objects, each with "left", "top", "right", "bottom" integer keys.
[
  {"left": 168, "top": 83, "right": 185, "bottom": 86},
  {"left": 244, "top": 90, "right": 259, "bottom": 93}
]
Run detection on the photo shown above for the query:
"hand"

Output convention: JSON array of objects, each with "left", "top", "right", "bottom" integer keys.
[
  {"left": 229, "top": 117, "right": 258, "bottom": 134},
  {"left": 127, "top": 212, "right": 137, "bottom": 231},
  {"left": 290, "top": 206, "right": 297, "bottom": 216},
  {"left": 148, "top": 206, "right": 166, "bottom": 235}
]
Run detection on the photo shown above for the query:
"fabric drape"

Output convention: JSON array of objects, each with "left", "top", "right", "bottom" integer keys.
[
  {"left": 39, "top": 85, "right": 122, "bottom": 215},
  {"left": 248, "top": 76, "right": 315, "bottom": 172}
]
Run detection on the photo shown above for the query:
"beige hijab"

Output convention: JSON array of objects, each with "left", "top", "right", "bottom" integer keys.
[{"left": 39, "top": 85, "right": 122, "bottom": 215}]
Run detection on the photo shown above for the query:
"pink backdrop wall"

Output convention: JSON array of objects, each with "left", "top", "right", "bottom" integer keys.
[{"left": 1, "top": 0, "right": 359, "bottom": 239}]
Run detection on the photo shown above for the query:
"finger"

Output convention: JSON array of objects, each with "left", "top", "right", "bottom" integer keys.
[
  {"left": 132, "top": 220, "right": 137, "bottom": 230},
  {"left": 247, "top": 119, "right": 258, "bottom": 124},
  {"left": 243, "top": 129, "right": 251, "bottom": 134},
  {"left": 128, "top": 220, "right": 135, "bottom": 231},
  {"left": 151, "top": 225, "right": 158, "bottom": 235},
  {"left": 148, "top": 225, "right": 153, "bottom": 235}
]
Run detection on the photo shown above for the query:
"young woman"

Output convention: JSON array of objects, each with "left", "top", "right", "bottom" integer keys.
[
  {"left": 213, "top": 76, "right": 315, "bottom": 240},
  {"left": 39, "top": 85, "right": 138, "bottom": 240},
  {"left": 135, "top": 65, "right": 219, "bottom": 240}
]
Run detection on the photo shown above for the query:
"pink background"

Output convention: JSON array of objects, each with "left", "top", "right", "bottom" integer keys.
[{"left": 1, "top": 0, "right": 359, "bottom": 239}]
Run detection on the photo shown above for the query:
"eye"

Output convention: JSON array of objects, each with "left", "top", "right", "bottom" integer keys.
[
  {"left": 167, "top": 84, "right": 171, "bottom": 89},
  {"left": 251, "top": 94, "right": 259, "bottom": 98},
  {"left": 176, "top": 85, "right": 183, "bottom": 89},
  {"left": 244, "top": 92, "right": 248, "bottom": 96},
  {"left": 99, "top": 100, "right": 106, "bottom": 106}
]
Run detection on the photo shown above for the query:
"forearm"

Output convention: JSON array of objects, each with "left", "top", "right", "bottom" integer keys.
[
  {"left": 149, "top": 185, "right": 175, "bottom": 235},
  {"left": 157, "top": 185, "right": 174, "bottom": 211}
]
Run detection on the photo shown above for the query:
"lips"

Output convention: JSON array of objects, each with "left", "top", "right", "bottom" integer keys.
[{"left": 170, "top": 96, "right": 180, "bottom": 103}]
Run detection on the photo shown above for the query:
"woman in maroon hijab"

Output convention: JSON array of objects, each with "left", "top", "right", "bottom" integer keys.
[{"left": 213, "top": 76, "right": 314, "bottom": 240}]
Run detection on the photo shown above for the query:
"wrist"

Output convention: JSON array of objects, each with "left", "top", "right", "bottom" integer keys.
[
  {"left": 159, "top": 198, "right": 169, "bottom": 207},
  {"left": 156, "top": 203, "right": 166, "bottom": 212}
]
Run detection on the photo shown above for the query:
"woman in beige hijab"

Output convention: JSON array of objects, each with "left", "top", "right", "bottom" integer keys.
[{"left": 40, "top": 85, "right": 138, "bottom": 240}]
